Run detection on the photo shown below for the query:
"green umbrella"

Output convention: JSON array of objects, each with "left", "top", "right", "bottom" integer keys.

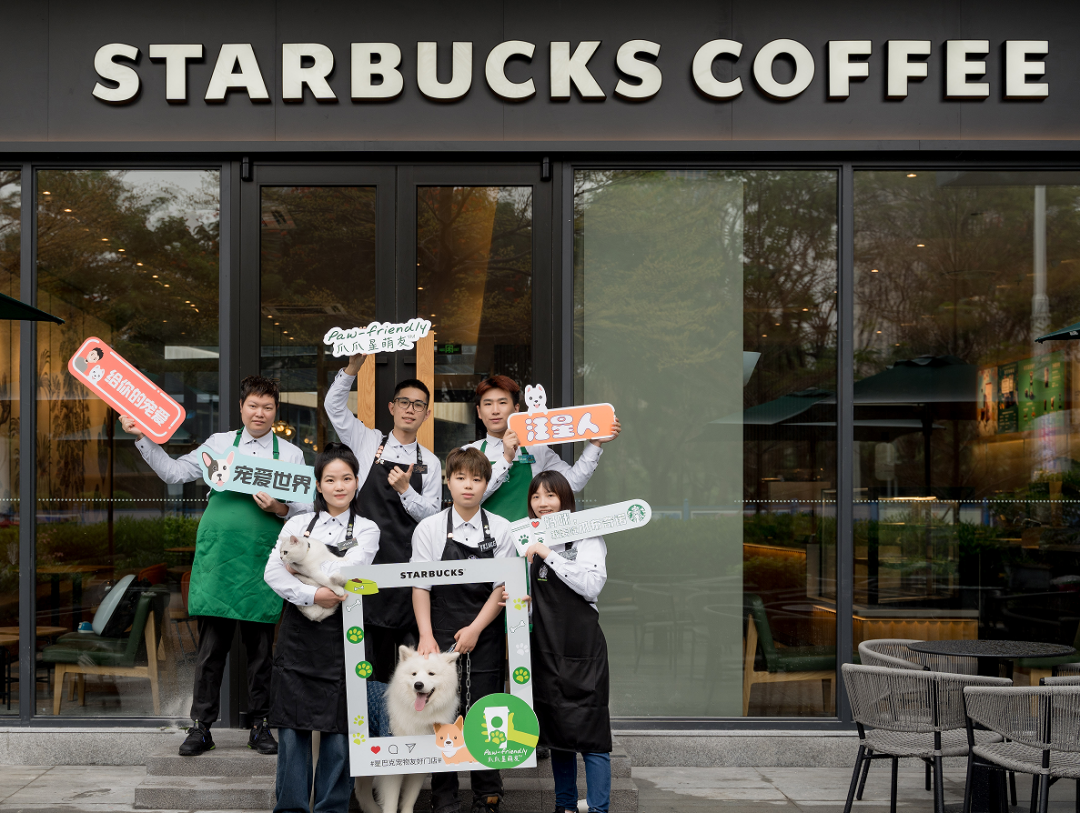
[
  {"left": 1035, "top": 321, "right": 1080, "bottom": 343},
  {"left": 0, "top": 291, "right": 63, "bottom": 324}
]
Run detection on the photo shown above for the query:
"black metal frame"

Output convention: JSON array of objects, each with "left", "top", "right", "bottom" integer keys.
[{"left": 8, "top": 147, "right": 1079, "bottom": 729}]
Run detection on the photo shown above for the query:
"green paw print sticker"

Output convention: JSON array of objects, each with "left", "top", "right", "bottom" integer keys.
[
  {"left": 355, "top": 661, "right": 373, "bottom": 679},
  {"left": 518, "top": 534, "right": 530, "bottom": 548},
  {"left": 512, "top": 667, "right": 530, "bottom": 685},
  {"left": 513, "top": 598, "right": 526, "bottom": 611},
  {"left": 347, "top": 627, "right": 364, "bottom": 644}
]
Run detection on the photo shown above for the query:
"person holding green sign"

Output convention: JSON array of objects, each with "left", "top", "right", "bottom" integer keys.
[
  {"left": 464, "top": 376, "right": 620, "bottom": 523},
  {"left": 122, "top": 375, "right": 306, "bottom": 757}
]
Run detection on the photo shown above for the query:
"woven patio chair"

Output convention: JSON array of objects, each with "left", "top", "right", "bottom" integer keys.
[
  {"left": 964, "top": 685, "right": 1080, "bottom": 813},
  {"left": 842, "top": 663, "right": 1011, "bottom": 813},
  {"left": 1055, "top": 662, "right": 1080, "bottom": 677}
]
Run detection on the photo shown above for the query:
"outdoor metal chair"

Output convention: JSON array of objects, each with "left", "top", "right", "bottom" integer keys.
[
  {"left": 964, "top": 685, "right": 1080, "bottom": 813},
  {"left": 841, "top": 663, "right": 1011, "bottom": 813}
]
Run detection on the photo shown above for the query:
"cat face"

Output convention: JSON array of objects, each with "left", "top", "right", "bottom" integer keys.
[{"left": 279, "top": 534, "right": 311, "bottom": 566}]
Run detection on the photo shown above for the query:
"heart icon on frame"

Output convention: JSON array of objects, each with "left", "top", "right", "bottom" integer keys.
[
  {"left": 531, "top": 520, "right": 540, "bottom": 528},
  {"left": 370, "top": 746, "right": 381, "bottom": 754}
]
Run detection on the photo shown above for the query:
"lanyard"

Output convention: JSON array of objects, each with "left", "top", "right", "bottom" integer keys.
[
  {"left": 304, "top": 508, "right": 357, "bottom": 551},
  {"left": 233, "top": 427, "right": 280, "bottom": 459},
  {"left": 445, "top": 507, "right": 496, "bottom": 551},
  {"left": 375, "top": 433, "right": 426, "bottom": 473}
]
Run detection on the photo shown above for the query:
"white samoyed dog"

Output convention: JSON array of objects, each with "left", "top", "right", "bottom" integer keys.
[
  {"left": 355, "top": 646, "right": 461, "bottom": 813},
  {"left": 277, "top": 533, "right": 348, "bottom": 622}
]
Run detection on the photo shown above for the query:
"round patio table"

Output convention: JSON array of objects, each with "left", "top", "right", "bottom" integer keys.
[
  {"left": 908, "top": 640, "right": 1076, "bottom": 813},
  {"left": 908, "top": 639, "right": 1075, "bottom": 678}
]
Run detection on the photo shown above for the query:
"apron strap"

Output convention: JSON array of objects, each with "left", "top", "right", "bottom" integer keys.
[
  {"left": 233, "top": 427, "right": 280, "bottom": 460},
  {"left": 377, "top": 433, "right": 424, "bottom": 468},
  {"left": 304, "top": 509, "right": 357, "bottom": 550},
  {"left": 445, "top": 508, "right": 495, "bottom": 547}
]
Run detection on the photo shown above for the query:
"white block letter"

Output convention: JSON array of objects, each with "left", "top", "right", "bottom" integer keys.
[
  {"left": 351, "top": 43, "right": 403, "bottom": 100},
  {"left": 828, "top": 40, "right": 871, "bottom": 99},
  {"left": 283, "top": 43, "right": 337, "bottom": 101},
  {"left": 691, "top": 39, "right": 743, "bottom": 100},
  {"left": 886, "top": 40, "right": 931, "bottom": 98},
  {"left": 93, "top": 43, "right": 140, "bottom": 104},
  {"left": 1005, "top": 40, "right": 1048, "bottom": 99},
  {"left": 417, "top": 42, "right": 472, "bottom": 101},
  {"left": 945, "top": 40, "right": 989, "bottom": 99},
  {"left": 550, "top": 41, "right": 605, "bottom": 100},
  {"left": 149, "top": 44, "right": 202, "bottom": 102},
  {"left": 614, "top": 40, "right": 661, "bottom": 101},
  {"left": 752, "top": 39, "right": 814, "bottom": 99},
  {"left": 486, "top": 41, "right": 535, "bottom": 101},
  {"left": 205, "top": 44, "right": 269, "bottom": 102}
]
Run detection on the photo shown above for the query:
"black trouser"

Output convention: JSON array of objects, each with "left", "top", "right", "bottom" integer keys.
[
  {"left": 430, "top": 658, "right": 503, "bottom": 813},
  {"left": 190, "top": 615, "right": 274, "bottom": 725}
]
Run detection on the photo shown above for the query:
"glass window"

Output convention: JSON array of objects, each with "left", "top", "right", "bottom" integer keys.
[
  {"left": 575, "top": 169, "right": 838, "bottom": 717},
  {"left": 0, "top": 171, "right": 18, "bottom": 716},
  {"left": 260, "top": 187, "right": 377, "bottom": 460},
  {"left": 417, "top": 186, "right": 533, "bottom": 463},
  {"left": 853, "top": 171, "right": 1080, "bottom": 671},
  {"left": 35, "top": 169, "right": 219, "bottom": 717}
]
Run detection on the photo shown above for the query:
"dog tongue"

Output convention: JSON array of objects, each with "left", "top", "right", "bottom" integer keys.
[{"left": 414, "top": 693, "right": 428, "bottom": 712}]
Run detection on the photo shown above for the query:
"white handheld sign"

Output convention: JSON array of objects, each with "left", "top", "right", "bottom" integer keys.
[
  {"left": 338, "top": 557, "right": 537, "bottom": 777},
  {"left": 508, "top": 499, "right": 652, "bottom": 556},
  {"left": 323, "top": 320, "right": 432, "bottom": 357}
]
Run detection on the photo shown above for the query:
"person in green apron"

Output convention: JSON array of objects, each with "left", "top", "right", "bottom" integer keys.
[
  {"left": 122, "top": 375, "right": 307, "bottom": 757},
  {"left": 463, "top": 375, "right": 621, "bottom": 522}
]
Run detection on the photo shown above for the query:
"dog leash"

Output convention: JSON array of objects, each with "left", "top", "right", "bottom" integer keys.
[{"left": 445, "top": 643, "right": 472, "bottom": 713}]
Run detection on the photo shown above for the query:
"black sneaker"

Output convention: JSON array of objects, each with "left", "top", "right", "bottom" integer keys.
[
  {"left": 178, "top": 721, "right": 214, "bottom": 756},
  {"left": 537, "top": 746, "right": 550, "bottom": 760},
  {"left": 471, "top": 796, "right": 501, "bottom": 813},
  {"left": 249, "top": 718, "right": 278, "bottom": 755}
]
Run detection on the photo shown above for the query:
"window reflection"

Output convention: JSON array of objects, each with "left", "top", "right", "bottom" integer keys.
[
  {"left": 259, "top": 186, "right": 377, "bottom": 460},
  {"left": 0, "top": 171, "right": 18, "bottom": 716},
  {"left": 575, "top": 169, "right": 838, "bottom": 717},
  {"left": 35, "top": 169, "right": 219, "bottom": 717},
  {"left": 854, "top": 171, "right": 1080, "bottom": 674},
  {"left": 416, "top": 186, "right": 532, "bottom": 463}
]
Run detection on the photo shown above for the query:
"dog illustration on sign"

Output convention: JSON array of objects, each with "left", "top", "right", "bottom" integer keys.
[
  {"left": 201, "top": 451, "right": 234, "bottom": 488},
  {"left": 435, "top": 716, "right": 478, "bottom": 765},
  {"left": 523, "top": 384, "right": 547, "bottom": 413}
]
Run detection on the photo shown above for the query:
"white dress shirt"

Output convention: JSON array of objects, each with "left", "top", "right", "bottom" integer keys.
[
  {"left": 264, "top": 510, "right": 380, "bottom": 606},
  {"left": 465, "top": 435, "right": 603, "bottom": 504},
  {"left": 539, "top": 536, "right": 608, "bottom": 612},
  {"left": 323, "top": 368, "right": 442, "bottom": 521},
  {"left": 410, "top": 506, "right": 515, "bottom": 591},
  {"left": 134, "top": 428, "right": 308, "bottom": 518}
]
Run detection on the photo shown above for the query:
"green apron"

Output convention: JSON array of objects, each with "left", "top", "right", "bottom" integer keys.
[
  {"left": 187, "top": 429, "right": 285, "bottom": 624},
  {"left": 479, "top": 439, "right": 534, "bottom": 522}
]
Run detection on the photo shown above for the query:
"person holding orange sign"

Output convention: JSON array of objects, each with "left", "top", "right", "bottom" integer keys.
[{"left": 463, "top": 376, "right": 620, "bottom": 523}]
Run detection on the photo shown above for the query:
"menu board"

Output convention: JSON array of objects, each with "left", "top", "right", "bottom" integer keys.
[
  {"left": 997, "top": 361, "right": 1019, "bottom": 434},
  {"left": 993, "top": 352, "right": 1066, "bottom": 436}
]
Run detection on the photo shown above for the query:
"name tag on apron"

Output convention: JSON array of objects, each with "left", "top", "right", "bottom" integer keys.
[{"left": 478, "top": 539, "right": 498, "bottom": 553}]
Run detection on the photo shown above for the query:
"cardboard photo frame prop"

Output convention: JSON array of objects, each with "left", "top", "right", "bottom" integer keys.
[
  {"left": 508, "top": 499, "right": 653, "bottom": 556},
  {"left": 67, "top": 337, "right": 186, "bottom": 443},
  {"left": 338, "top": 557, "right": 536, "bottom": 777}
]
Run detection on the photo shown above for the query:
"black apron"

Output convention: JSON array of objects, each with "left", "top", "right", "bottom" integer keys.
[
  {"left": 430, "top": 509, "right": 505, "bottom": 705},
  {"left": 269, "top": 510, "right": 358, "bottom": 734},
  {"left": 357, "top": 435, "right": 425, "bottom": 681},
  {"left": 530, "top": 545, "right": 612, "bottom": 753}
]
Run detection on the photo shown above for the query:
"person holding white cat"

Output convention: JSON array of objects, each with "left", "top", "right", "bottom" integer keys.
[
  {"left": 465, "top": 376, "right": 621, "bottom": 522},
  {"left": 264, "top": 443, "right": 380, "bottom": 813}
]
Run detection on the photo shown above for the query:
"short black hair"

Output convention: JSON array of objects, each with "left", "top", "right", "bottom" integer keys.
[
  {"left": 393, "top": 378, "right": 431, "bottom": 402},
  {"left": 89, "top": 347, "right": 104, "bottom": 359},
  {"left": 239, "top": 375, "right": 279, "bottom": 406}
]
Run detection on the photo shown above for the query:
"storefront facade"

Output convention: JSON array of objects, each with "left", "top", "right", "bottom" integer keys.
[{"left": 3, "top": 0, "right": 1080, "bottom": 744}]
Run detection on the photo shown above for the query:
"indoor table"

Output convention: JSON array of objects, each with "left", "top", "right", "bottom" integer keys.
[{"left": 907, "top": 639, "right": 1077, "bottom": 813}]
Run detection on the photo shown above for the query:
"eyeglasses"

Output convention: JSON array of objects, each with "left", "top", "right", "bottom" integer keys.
[{"left": 393, "top": 397, "right": 429, "bottom": 412}]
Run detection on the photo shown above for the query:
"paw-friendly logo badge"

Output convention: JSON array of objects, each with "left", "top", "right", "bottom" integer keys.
[{"left": 347, "top": 626, "right": 364, "bottom": 644}]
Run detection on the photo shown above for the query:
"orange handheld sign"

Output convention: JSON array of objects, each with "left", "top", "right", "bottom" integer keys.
[
  {"left": 67, "top": 337, "right": 186, "bottom": 443},
  {"left": 507, "top": 404, "right": 617, "bottom": 447}
]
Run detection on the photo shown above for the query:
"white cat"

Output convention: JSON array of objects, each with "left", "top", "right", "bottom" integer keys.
[
  {"left": 523, "top": 383, "right": 547, "bottom": 413},
  {"left": 277, "top": 533, "right": 349, "bottom": 622}
]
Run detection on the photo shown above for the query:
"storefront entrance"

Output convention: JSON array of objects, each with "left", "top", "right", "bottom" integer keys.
[{"left": 244, "top": 163, "right": 553, "bottom": 464}]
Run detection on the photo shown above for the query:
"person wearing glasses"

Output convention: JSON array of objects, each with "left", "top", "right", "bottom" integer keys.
[{"left": 322, "top": 353, "right": 441, "bottom": 735}]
